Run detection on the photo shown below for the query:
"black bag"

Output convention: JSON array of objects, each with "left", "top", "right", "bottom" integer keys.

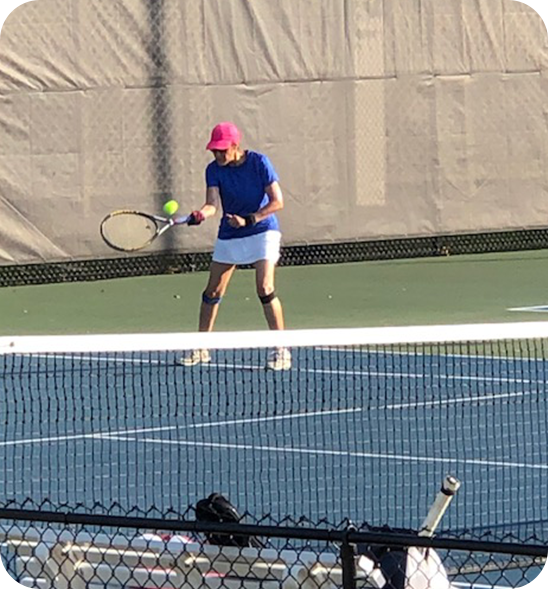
[{"left": 195, "top": 493, "right": 261, "bottom": 547}]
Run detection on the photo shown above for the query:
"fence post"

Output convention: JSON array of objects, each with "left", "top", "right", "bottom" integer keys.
[{"left": 340, "top": 527, "right": 357, "bottom": 589}]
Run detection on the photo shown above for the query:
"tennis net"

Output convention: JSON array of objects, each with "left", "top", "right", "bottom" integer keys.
[{"left": 1, "top": 322, "right": 547, "bottom": 542}]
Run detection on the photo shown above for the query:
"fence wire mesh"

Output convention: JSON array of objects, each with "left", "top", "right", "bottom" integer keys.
[
  {"left": 3, "top": 227, "right": 548, "bottom": 287},
  {"left": 0, "top": 505, "right": 545, "bottom": 589}
]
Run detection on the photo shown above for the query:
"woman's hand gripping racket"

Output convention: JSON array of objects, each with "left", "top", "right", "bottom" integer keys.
[{"left": 100, "top": 210, "right": 191, "bottom": 252}]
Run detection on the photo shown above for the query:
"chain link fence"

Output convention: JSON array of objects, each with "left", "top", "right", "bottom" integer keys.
[
  {"left": 3, "top": 226, "right": 548, "bottom": 287},
  {"left": 0, "top": 506, "right": 545, "bottom": 589}
]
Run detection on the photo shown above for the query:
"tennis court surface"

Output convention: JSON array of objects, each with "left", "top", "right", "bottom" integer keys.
[{"left": 1, "top": 323, "right": 546, "bottom": 545}]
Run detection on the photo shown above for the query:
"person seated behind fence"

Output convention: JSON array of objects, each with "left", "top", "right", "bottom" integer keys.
[
  {"left": 195, "top": 493, "right": 262, "bottom": 548},
  {"left": 357, "top": 539, "right": 453, "bottom": 589}
]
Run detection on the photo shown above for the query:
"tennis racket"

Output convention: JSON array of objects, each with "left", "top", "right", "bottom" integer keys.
[
  {"left": 100, "top": 210, "right": 190, "bottom": 252},
  {"left": 357, "top": 475, "right": 461, "bottom": 581},
  {"left": 418, "top": 474, "right": 461, "bottom": 538}
]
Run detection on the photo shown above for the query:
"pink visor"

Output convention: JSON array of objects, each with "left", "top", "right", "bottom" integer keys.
[{"left": 206, "top": 122, "right": 241, "bottom": 150}]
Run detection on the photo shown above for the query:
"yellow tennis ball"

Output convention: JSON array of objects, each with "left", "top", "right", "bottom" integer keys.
[{"left": 163, "top": 200, "right": 179, "bottom": 216}]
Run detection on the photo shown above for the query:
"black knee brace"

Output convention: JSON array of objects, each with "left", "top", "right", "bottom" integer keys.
[{"left": 259, "top": 291, "right": 277, "bottom": 305}]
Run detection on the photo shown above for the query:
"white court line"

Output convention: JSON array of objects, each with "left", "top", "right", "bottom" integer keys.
[
  {"left": 165, "top": 389, "right": 542, "bottom": 430},
  {"left": 6, "top": 424, "right": 546, "bottom": 472},
  {"left": 101, "top": 436, "right": 548, "bottom": 471},
  {"left": 213, "top": 364, "right": 545, "bottom": 386},
  {"left": 0, "top": 409, "right": 360, "bottom": 448},
  {"left": 182, "top": 407, "right": 363, "bottom": 429},
  {"left": 33, "top": 354, "right": 544, "bottom": 385},
  {"left": 34, "top": 353, "right": 163, "bottom": 366},
  {"left": 294, "top": 367, "right": 541, "bottom": 385},
  {"left": 162, "top": 389, "right": 541, "bottom": 429},
  {"left": 382, "top": 389, "right": 538, "bottom": 410},
  {"left": 0, "top": 387, "right": 540, "bottom": 448},
  {"left": 322, "top": 340, "right": 546, "bottom": 362},
  {"left": 37, "top": 347, "right": 548, "bottom": 370},
  {"left": 0, "top": 425, "right": 176, "bottom": 447}
]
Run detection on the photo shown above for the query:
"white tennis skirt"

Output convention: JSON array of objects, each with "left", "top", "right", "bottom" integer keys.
[{"left": 213, "top": 230, "right": 281, "bottom": 265}]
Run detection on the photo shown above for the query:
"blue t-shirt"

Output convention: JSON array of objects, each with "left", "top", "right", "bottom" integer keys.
[{"left": 206, "top": 151, "right": 281, "bottom": 240}]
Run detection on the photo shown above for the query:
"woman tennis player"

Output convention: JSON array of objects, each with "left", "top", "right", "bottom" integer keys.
[{"left": 181, "top": 122, "right": 291, "bottom": 370}]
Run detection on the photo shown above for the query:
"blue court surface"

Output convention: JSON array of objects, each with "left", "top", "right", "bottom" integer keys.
[{"left": 1, "top": 344, "right": 546, "bottom": 545}]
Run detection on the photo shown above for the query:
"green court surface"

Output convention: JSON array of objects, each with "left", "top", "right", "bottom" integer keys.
[{"left": 2, "top": 249, "right": 548, "bottom": 335}]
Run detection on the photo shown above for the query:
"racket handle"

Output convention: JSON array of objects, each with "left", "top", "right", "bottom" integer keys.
[
  {"left": 173, "top": 215, "right": 191, "bottom": 225},
  {"left": 419, "top": 475, "right": 461, "bottom": 537}
]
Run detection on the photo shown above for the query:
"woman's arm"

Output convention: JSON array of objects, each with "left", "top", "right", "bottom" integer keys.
[
  {"left": 199, "top": 186, "right": 220, "bottom": 219},
  {"left": 189, "top": 186, "right": 220, "bottom": 224},
  {"left": 253, "top": 181, "right": 283, "bottom": 222}
]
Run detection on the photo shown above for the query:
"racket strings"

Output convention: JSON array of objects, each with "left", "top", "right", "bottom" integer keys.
[{"left": 101, "top": 213, "right": 158, "bottom": 251}]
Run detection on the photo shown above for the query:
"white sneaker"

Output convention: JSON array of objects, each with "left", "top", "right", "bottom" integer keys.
[
  {"left": 179, "top": 349, "right": 211, "bottom": 366},
  {"left": 267, "top": 348, "right": 292, "bottom": 371}
]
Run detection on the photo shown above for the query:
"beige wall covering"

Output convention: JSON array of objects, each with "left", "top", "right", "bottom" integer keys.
[{"left": 0, "top": 0, "right": 546, "bottom": 264}]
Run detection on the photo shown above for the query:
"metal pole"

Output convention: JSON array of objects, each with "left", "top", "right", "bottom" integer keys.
[{"left": 340, "top": 528, "right": 357, "bottom": 589}]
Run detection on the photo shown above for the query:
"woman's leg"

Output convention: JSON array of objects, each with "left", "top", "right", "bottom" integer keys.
[
  {"left": 199, "top": 262, "right": 236, "bottom": 331},
  {"left": 255, "top": 260, "right": 290, "bottom": 370},
  {"left": 180, "top": 262, "right": 235, "bottom": 365},
  {"left": 254, "top": 260, "right": 285, "bottom": 330}
]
